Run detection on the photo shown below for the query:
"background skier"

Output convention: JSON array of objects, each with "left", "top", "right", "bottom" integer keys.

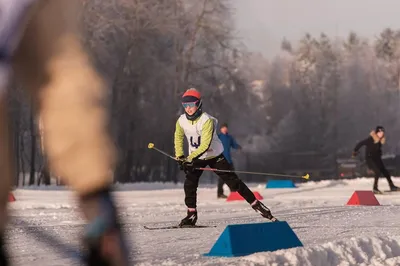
[
  {"left": 353, "top": 126, "right": 399, "bottom": 194},
  {"left": 216, "top": 123, "right": 242, "bottom": 199}
]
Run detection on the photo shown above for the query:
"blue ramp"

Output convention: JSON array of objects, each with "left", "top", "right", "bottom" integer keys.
[
  {"left": 204, "top": 221, "right": 303, "bottom": 257},
  {"left": 266, "top": 180, "right": 296, "bottom": 188}
]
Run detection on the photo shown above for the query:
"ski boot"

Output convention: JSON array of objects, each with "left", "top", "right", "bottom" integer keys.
[
  {"left": 373, "top": 187, "right": 383, "bottom": 194},
  {"left": 179, "top": 209, "right": 198, "bottom": 227},
  {"left": 389, "top": 185, "right": 400, "bottom": 192},
  {"left": 217, "top": 194, "right": 228, "bottom": 199},
  {"left": 252, "top": 200, "right": 278, "bottom": 222},
  {"left": 81, "top": 189, "right": 130, "bottom": 266}
]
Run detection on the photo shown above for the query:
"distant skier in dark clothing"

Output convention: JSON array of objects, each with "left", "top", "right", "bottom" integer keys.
[
  {"left": 352, "top": 126, "right": 399, "bottom": 194},
  {"left": 216, "top": 123, "right": 242, "bottom": 198}
]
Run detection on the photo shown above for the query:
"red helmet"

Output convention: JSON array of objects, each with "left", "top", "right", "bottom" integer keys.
[
  {"left": 182, "top": 88, "right": 201, "bottom": 102},
  {"left": 181, "top": 88, "right": 203, "bottom": 120}
]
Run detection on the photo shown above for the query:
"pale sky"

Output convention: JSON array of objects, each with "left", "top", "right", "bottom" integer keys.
[{"left": 232, "top": 0, "right": 400, "bottom": 58}]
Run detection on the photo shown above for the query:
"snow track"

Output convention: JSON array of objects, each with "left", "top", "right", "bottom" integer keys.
[{"left": 5, "top": 178, "right": 400, "bottom": 265}]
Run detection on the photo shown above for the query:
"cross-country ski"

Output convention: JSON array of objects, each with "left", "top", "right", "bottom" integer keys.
[{"left": 143, "top": 225, "right": 217, "bottom": 230}]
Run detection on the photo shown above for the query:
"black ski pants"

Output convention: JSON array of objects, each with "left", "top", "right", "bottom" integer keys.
[
  {"left": 217, "top": 163, "right": 234, "bottom": 196},
  {"left": 366, "top": 157, "right": 394, "bottom": 189},
  {"left": 184, "top": 154, "right": 256, "bottom": 208}
]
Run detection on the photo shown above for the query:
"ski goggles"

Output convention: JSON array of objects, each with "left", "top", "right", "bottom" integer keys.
[{"left": 182, "top": 101, "right": 199, "bottom": 108}]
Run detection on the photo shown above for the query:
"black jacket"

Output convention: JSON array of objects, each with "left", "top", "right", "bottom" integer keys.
[{"left": 353, "top": 131, "right": 386, "bottom": 159}]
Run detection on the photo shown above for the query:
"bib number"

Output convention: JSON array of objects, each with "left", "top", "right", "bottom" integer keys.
[{"left": 190, "top": 136, "right": 201, "bottom": 149}]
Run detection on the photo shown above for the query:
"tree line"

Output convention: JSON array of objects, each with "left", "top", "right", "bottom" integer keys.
[{"left": 8, "top": 0, "right": 400, "bottom": 185}]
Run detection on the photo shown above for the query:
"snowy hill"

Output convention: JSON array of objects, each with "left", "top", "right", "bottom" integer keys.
[{"left": 6, "top": 177, "right": 400, "bottom": 265}]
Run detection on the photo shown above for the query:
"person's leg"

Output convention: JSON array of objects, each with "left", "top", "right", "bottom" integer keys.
[
  {"left": 180, "top": 166, "right": 204, "bottom": 226},
  {"left": 210, "top": 155, "right": 277, "bottom": 221},
  {"left": 12, "top": 1, "right": 129, "bottom": 265},
  {"left": 376, "top": 159, "right": 398, "bottom": 190},
  {"left": 366, "top": 159, "right": 382, "bottom": 193},
  {"left": 211, "top": 156, "right": 254, "bottom": 203},
  {"left": 227, "top": 162, "right": 234, "bottom": 193},
  {"left": 217, "top": 177, "right": 226, "bottom": 198},
  {"left": 217, "top": 162, "right": 235, "bottom": 198},
  {"left": 183, "top": 169, "right": 203, "bottom": 210}
]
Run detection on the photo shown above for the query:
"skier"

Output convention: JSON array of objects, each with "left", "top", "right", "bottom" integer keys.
[
  {"left": 0, "top": 1, "right": 130, "bottom": 265},
  {"left": 216, "top": 123, "right": 242, "bottom": 199},
  {"left": 352, "top": 126, "right": 399, "bottom": 194},
  {"left": 174, "top": 88, "right": 277, "bottom": 226}
]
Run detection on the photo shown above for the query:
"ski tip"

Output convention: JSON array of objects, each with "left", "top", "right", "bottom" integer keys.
[{"left": 148, "top": 143, "right": 155, "bottom": 149}]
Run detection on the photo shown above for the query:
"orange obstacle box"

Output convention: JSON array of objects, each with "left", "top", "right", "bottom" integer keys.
[
  {"left": 227, "top": 191, "right": 263, "bottom": 202},
  {"left": 8, "top": 192, "right": 15, "bottom": 202},
  {"left": 346, "top": 191, "right": 380, "bottom": 206}
]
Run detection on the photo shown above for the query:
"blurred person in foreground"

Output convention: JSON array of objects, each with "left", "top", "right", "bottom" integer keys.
[{"left": 0, "top": 1, "right": 130, "bottom": 265}]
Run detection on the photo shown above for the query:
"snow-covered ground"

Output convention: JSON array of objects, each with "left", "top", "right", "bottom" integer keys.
[{"left": 5, "top": 177, "right": 400, "bottom": 266}]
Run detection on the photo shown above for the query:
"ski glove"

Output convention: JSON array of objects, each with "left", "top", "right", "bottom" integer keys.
[
  {"left": 182, "top": 160, "right": 195, "bottom": 173},
  {"left": 176, "top": 156, "right": 196, "bottom": 173}
]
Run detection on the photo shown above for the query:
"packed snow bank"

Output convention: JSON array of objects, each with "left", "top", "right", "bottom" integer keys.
[
  {"left": 298, "top": 177, "right": 400, "bottom": 188},
  {"left": 243, "top": 235, "right": 400, "bottom": 266}
]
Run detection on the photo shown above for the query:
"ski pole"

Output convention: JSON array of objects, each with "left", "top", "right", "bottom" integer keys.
[
  {"left": 196, "top": 167, "right": 310, "bottom": 180},
  {"left": 148, "top": 142, "right": 310, "bottom": 180},
  {"left": 147, "top": 143, "right": 179, "bottom": 161}
]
